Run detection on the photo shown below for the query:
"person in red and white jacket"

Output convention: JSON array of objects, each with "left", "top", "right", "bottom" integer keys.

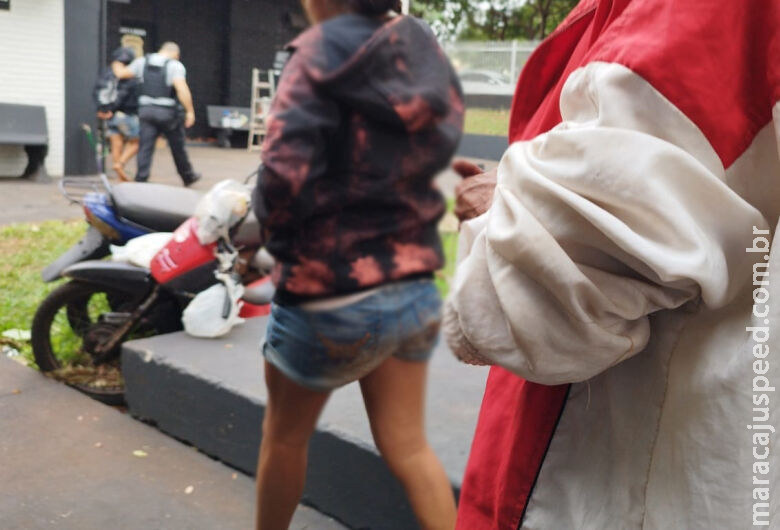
[{"left": 445, "top": 0, "right": 780, "bottom": 528}]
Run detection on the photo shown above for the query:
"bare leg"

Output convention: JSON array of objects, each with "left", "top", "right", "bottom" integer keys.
[
  {"left": 360, "top": 357, "right": 457, "bottom": 530},
  {"left": 255, "top": 361, "right": 331, "bottom": 530},
  {"left": 118, "top": 138, "right": 139, "bottom": 179},
  {"left": 108, "top": 135, "right": 129, "bottom": 181}
]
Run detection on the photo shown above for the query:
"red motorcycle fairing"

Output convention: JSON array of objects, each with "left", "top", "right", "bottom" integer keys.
[
  {"left": 150, "top": 218, "right": 217, "bottom": 285},
  {"left": 150, "top": 217, "right": 271, "bottom": 318}
]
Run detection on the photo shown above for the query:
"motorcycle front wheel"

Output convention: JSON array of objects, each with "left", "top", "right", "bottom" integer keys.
[{"left": 31, "top": 281, "right": 144, "bottom": 405}]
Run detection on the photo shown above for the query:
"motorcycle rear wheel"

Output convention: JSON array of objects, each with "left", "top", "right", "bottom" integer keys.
[{"left": 31, "top": 281, "right": 142, "bottom": 406}]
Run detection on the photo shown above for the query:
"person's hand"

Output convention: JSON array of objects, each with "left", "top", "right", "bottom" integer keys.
[
  {"left": 96, "top": 111, "right": 113, "bottom": 120},
  {"left": 184, "top": 111, "right": 196, "bottom": 128},
  {"left": 453, "top": 159, "right": 498, "bottom": 223}
]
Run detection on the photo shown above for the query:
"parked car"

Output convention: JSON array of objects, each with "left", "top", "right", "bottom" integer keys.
[{"left": 458, "top": 69, "right": 515, "bottom": 96}]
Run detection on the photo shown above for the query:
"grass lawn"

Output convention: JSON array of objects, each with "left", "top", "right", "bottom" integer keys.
[
  {"left": 1, "top": 219, "right": 460, "bottom": 366},
  {"left": 435, "top": 230, "right": 458, "bottom": 298},
  {"left": 0, "top": 220, "right": 85, "bottom": 364},
  {"left": 464, "top": 108, "right": 511, "bottom": 137}
]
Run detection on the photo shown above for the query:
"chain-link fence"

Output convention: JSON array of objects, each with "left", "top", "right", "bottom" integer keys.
[{"left": 442, "top": 41, "right": 540, "bottom": 85}]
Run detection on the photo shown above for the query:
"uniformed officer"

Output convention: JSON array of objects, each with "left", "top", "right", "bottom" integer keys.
[{"left": 114, "top": 41, "right": 200, "bottom": 186}]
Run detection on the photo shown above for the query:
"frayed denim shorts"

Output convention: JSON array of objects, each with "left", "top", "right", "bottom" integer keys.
[
  {"left": 261, "top": 279, "right": 442, "bottom": 391},
  {"left": 106, "top": 112, "right": 140, "bottom": 140}
]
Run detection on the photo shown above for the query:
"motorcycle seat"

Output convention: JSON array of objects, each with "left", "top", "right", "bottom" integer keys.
[{"left": 112, "top": 182, "right": 203, "bottom": 232}]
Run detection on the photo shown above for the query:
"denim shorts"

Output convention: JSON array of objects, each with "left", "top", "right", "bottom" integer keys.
[
  {"left": 106, "top": 112, "right": 140, "bottom": 139},
  {"left": 261, "top": 279, "right": 442, "bottom": 391}
]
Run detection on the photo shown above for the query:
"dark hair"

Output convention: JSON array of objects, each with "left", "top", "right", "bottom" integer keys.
[{"left": 346, "top": 0, "right": 402, "bottom": 16}]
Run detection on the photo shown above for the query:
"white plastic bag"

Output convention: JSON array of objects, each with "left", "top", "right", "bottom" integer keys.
[
  {"left": 194, "top": 180, "right": 251, "bottom": 245},
  {"left": 182, "top": 279, "right": 245, "bottom": 338},
  {"left": 110, "top": 232, "right": 173, "bottom": 269}
]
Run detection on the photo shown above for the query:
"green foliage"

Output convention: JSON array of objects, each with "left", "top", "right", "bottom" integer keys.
[
  {"left": 412, "top": 0, "right": 579, "bottom": 41},
  {"left": 436, "top": 217, "right": 459, "bottom": 298},
  {"left": 465, "top": 108, "right": 511, "bottom": 136},
  {"left": 436, "top": 198, "right": 458, "bottom": 298},
  {"left": 0, "top": 220, "right": 85, "bottom": 363}
]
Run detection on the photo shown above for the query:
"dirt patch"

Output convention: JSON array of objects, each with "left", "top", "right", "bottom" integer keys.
[{"left": 49, "top": 362, "right": 124, "bottom": 390}]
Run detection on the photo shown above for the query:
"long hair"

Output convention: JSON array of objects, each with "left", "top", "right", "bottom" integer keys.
[{"left": 346, "top": 0, "right": 402, "bottom": 16}]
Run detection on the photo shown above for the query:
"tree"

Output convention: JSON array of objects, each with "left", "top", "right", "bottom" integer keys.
[
  {"left": 409, "top": 0, "right": 470, "bottom": 40},
  {"left": 410, "top": 0, "right": 579, "bottom": 41}
]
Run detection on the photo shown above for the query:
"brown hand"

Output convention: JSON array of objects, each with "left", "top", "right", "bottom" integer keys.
[{"left": 452, "top": 159, "right": 498, "bottom": 223}]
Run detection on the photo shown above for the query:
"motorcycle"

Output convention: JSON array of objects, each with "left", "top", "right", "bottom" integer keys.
[
  {"left": 31, "top": 181, "right": 274, "bottom": 405},
  {"left": 41, "top": 174, "right": 203, "bottom": 282}
]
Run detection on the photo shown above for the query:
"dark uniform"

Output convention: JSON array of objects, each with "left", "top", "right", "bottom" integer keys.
[{"left": 135, "top": 56, "right": 197, "bottom": 184}]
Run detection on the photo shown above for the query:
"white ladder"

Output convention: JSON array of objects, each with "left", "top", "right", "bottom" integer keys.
[{"left": 247, "top": 68, "right": 276, "bottom": 152}]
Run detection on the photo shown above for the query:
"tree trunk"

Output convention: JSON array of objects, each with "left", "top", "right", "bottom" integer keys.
[{"left": 539, "top": 0, "right": 554, "bottom": 38}]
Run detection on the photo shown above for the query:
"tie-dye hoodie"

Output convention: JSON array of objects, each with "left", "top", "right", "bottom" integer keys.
[{"left": 253, "top": 13, "right": 464, "bottom": 304}]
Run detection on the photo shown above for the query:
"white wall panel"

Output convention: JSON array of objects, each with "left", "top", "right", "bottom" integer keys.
[{"left": 0, "top": 0, "right": 65, "bottom": 176}]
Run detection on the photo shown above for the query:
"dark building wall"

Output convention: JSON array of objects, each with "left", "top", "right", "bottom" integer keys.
[
  {"left": 64, "top": 0, "right": 102, "bottom": 175},
  {"left": 226, "top": 0, "right": 304, "bottom": 107},
  {"left": 107, "top": 0, "right": 230, "bottom": 139},
  {"left": 105, "top": 0, "right": 304, "bottom": 139}
]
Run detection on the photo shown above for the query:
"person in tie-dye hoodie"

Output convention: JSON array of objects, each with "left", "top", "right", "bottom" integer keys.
[{"left": 252, "top": 1, "right": 464, "bottom": 528}]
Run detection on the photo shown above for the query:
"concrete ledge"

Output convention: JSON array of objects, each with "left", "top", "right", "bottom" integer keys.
[
  {"left": 122, "top": 318, "right": 488, "bottom": 530},
  {"left": 464, "top": 93, "right": 514, "bottom": 110},
  {"left": 458, "top": 133, "right": 507, "bottom": 162}
]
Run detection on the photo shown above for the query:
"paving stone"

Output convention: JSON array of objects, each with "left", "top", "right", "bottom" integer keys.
[{"left": 0, "top": 355, "right": 345, "bottom": 530}]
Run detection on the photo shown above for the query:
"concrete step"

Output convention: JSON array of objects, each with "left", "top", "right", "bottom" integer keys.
[{"left": 121, "top": 317, "right": 488, "bottom": 530}]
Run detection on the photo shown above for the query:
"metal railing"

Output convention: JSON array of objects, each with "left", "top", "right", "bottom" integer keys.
[
  {"left": 443, "top": 40, "right": 540, "bottom": 84},
  {"left": 59, "top": 174, "right": 112, "bottom": 205}
]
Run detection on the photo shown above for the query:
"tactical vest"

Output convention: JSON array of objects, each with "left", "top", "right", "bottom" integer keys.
[{"left": 140, "top": 58, "right": 177, "bottom": 107}]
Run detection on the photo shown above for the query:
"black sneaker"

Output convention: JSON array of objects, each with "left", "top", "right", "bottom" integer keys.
[{"left": 183, "top": 173, "right": 202, "bottom": 187}]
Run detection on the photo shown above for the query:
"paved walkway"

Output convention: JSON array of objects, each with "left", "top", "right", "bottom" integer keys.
[
  {"left": 0, "top": 355, "right": 346, "bottom": 530},
  {"left": 0, "top": 143, "right": 496, "bottom": 527},
  {"left": 0, "top": 144, "right": 495, "bottom": 226}
]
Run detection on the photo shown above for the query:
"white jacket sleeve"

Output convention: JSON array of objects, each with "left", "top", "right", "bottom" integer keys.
[{"left": 444, "top": 62, "right": 769, "bottom": 385}]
